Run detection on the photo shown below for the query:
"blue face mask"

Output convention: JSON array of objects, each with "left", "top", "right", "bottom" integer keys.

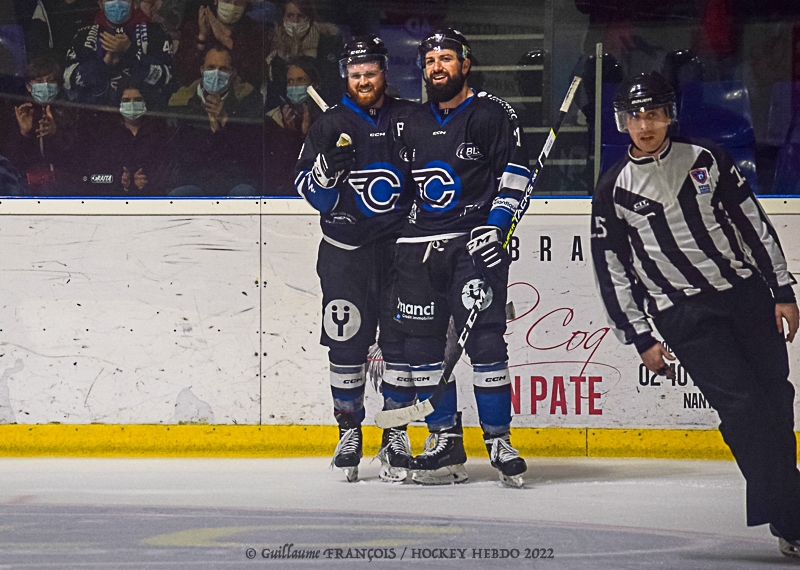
[
  {"left": 31, "top": 82, "right": 58, "bottom": 104},
  {"left": 104, "top": 0, "right": 131, "bottom": 25},
  {"left": 286, "top": 85, "right": 309, "bottom": 104},
  {"left": 202, "top": 69, "right": 231, "bottom": 94}
]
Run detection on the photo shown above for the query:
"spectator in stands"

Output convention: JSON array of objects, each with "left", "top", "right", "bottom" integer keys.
[
  {"left": 168, "top": 44, "right": 262, "bottom": 195},
  {"left": 173, "top": 0, "right": 268, "bottom": 89},
  {"left": 26, "top": 0, "right": 97, "bottom": 67},
  {"left": 63, "top": 0, "right": 173, "bottom": 106},
  {"left": 0, "top": 155, "right": 25, "bottom": 195},
  {"left": 83, "top": 78, "right": 174, "bottom": 195},
  {"left": 2, "top": 57, "right": 80, "bottom": 195},
  {"left": 267, "top": 0, "right": 342, "bottom": 107},
  {"left": 266, "top": 55, "right": 321, "bottom": 135}
]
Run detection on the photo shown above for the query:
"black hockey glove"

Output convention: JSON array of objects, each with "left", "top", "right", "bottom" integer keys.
[
  {"left": 311, "top": 145, "right": 356, "bottom": 188},
  {"left": 467, "top": 225, "right": 510, "bottom": 289}
]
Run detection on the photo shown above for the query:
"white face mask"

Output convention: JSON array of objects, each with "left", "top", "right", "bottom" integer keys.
[
  {"left": 284, "top": 20, "right": 309, "bottom": 37},
  {"left": 120, "top": 101, "right": 146, "bottom": 120},
  {"left": 216, "top": 2, "right": 245, "bottom": 24}
]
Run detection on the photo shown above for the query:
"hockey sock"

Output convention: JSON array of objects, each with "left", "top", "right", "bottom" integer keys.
[
  {"left": 473, "top": 361, "right": 512, "bottom": 434},
  {"left": 381, "top": 361, "right": 416, "bottom": 410},
  {"left": 330, "top": 362, "right": 366, "bottom": 424},
  {"left": 412, "top": 361, "right": 457, "bottom": 430}
]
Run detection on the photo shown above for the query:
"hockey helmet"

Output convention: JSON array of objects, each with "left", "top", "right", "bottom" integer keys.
[
  {"left": 613, "top": 71, "right": 676, "bottom": 133},
  {"left": 416, "top": 28, "right": 471, "bottom": 68},
  {"left": 339, "top": 35, "right": 389, "bottom": 79}
]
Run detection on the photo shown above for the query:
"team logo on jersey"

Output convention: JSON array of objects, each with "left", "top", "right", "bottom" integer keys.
[
  {"left": 348, "top": 163, "right": 404, "bottom": 216},
  {"left": 413, "top": 161, "right": 462, "bottom": 212},
  {"left": 456, "top": 143, "right": 483, "bottom": 161},
  {"left": 461, "top": 279, "right": 493, "bottom": 311},
  {"left": 323, "top": 299, "right": 362, "bottom": 341},
  {"left": 690, "top": 168, "right": 712, "bottom": 195}
]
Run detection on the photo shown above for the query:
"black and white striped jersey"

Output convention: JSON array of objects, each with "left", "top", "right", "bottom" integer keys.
[{"left": 591, "top": 137, "right": 796, "bottom": 351}]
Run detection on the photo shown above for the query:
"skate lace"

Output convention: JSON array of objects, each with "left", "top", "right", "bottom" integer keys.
[
  {"left": 388, "top": 430, "right": 412, "bottom": 456},
  {"left": 489, "top": 437, "right": 520, "bottom": 464},
  {"left": 419, "top": 432, "right": 458, "bottom": 457},
  {"left": 330, "top": 428, "right": 360, "bottom": 467}
]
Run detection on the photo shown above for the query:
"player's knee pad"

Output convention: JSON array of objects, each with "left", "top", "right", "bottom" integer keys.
[
  {"left": 464, "top": 328, "right": 507, "bottom": 365},
  {"left": 473, "top": 361, "right": 511, "bottom": 434},
  {"left": 405, "top": 337, "right": 446, "bottom": 366},
  {"left": 381, "top": 361, "right": 415, "bottom": 410}
]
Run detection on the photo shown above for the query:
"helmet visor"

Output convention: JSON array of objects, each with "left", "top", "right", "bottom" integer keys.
[
  {"left": 615, "top": 102, "right": 676, "bottom": 133},
  {"left": 339, "top": 54, "right": 387, "bottom": 78}
]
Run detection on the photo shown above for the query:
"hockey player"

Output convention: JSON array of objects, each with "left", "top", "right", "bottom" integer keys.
[
  {"left": 295, "top": 36, "right": 419, "bottom": 482},
  {"left": 591, "top": 71, "right": 800, "bottom": 559},
  {"left": 389, "top": 29, "right": 528, "bottom": 486},
  {"left": 64, "top": 0, "right": 173, "bottom": 106}
]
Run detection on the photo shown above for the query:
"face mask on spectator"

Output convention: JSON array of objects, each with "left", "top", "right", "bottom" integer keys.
[
  {"left": 31, "top": 82, "right": 59, "bottom": 104},
  {"left": 120, "top": 101, "right": 146, "bottom": 120},
  {"left": 216, "top": 2, "right": 245, "bottom": 24},
  {"left": 104, "top": 0, "right": 131, "bottom": 24},
  {"left": 284, "top": 20, "right": 310, "bottom": 37},
  {"left": 286, "top": 85, "right": 309, "bottom": 104},
  {"left": 203, "top": 69, "right": 231, "bottom": 93}
]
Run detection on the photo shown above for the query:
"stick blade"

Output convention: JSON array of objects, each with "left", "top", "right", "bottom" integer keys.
[{"left": 374, "top": 399, "right": 434, "bottom": 429}]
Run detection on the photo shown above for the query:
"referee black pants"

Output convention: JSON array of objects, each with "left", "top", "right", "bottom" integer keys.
[{"left": 654, "top": 277, "right": 800, "bottom": 539}]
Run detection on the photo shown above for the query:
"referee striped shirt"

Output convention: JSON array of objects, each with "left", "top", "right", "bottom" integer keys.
[{"left": 591, "top": 137, "right": 796, "bottom": 352}]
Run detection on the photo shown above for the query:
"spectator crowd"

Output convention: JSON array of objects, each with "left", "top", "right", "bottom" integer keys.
[{"left": 0, "top": 0, "right": 344, "bottom": 196}]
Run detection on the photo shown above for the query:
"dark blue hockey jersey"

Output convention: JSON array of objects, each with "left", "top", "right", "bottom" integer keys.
[
  {"left": 295, "top": 95, "right": 419, "bottom": 249},
  {"left": 399, "top": 90, "right": 530, "bottom": 240}
]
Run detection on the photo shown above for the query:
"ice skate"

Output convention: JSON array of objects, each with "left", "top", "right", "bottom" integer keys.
[
  {"left": 376, "top": 427, "right": 412, "bottom": 482},
  {"left": 485, "top": 433, "right": 526, "bottom": 488},
  {"left": 409, "top": 414, "right": 468, "bottom": 485},
  {"left": 770, "top": 524, "right": 800, "bottom": 558},
  {"left": 331, "top": 412, "right": 362, "bottom": 482}
]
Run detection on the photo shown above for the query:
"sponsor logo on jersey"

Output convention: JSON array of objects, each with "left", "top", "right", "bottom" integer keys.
[
  {"left": 323, "top": 299, "right": 362, "bottom": 341},
  {"left": 90, "top": 174, "right": 113, "bottom": 184},
  {"left": 456, "top": 142, "right": 483, "bottom": 161},
  {"left": 432, "top": 130, "right": 446, "bottom": 135},
  {"left": 395, "top": 298, "right": 435, "bottom": 321},
  {"left": 327, "top": 212, "right": 357, "bottom": 225},
  {"left": 399, "top": 147, "right": 411, "bottom": 162},
  {"left": 477, "top": 91, "right": 518, "bottom": 121},
  {"left": 690, "top": 167, "right": 712, "bottom": 194},
  {"left": 633, "top": 199, "right": 650, "bottom": 211},
  {"left": 348, "top": 163, "right": 404, "bottom": 216},
  {"left": 413, "top": 161, "right": 462, "bottom": 212},
  {"left": 461, "top": 278, "right": 493, "bottom": 311},
  {"left": 369, "top": 132, "right": 386, "bottom": 137}
]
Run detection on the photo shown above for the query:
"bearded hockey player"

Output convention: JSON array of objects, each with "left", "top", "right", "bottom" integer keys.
[
  {"left": 294, "top": 35, "right": 419, "bottom": 482},
  {"left": 591, "top": 71, "right": 800, "bottom": 559},
  {"left": 388, "top": 29, "right": 528, "bottom": 487}
]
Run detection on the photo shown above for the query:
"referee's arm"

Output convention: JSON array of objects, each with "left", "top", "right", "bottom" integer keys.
[{"left": 590, "top": 178, "right": 658, "bottom": 354}]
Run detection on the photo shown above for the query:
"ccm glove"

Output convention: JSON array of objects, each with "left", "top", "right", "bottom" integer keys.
[
  {"left": 311, "top": 145, "right": 356, "bottom": 188},
  {"left": 467, "top": 225, "right": 510, "bottom": 288}
]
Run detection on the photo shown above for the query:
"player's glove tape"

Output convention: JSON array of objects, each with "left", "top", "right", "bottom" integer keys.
[{"left": 311, "top": 145, "right": 356, "bottom": 188}]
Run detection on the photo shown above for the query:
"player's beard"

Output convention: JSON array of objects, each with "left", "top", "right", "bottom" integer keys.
[
  {"left": 348, "top": 80, "right": 387, "bottom": 109},
  {"left": 425, "top": 68, "right": 466, "bottom": 104}
]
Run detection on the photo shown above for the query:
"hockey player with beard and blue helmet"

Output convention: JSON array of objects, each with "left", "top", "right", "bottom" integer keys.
[
  {"left": 294, "top": 35, "right": 420, "bottom": 483},
  {"left": 387, "top": 29, "right": 528, "bottom": 487}
]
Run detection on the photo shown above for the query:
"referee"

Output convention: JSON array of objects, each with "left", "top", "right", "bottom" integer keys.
[{"left": 591, "top": 71, "right": 800, "bottom": 558}]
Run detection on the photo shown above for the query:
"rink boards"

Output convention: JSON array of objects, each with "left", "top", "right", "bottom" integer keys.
[{"left": 0, "top": 197, "right": 797, "bottom": 455}]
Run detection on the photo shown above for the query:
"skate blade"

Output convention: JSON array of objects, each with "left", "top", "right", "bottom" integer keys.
[
  {"left": 379, "top": 464, "right": 408, "bottom": 483},
  {"left": 411, "top": 464, "right": 468, "bottom": 485},
  {"left": 341, "top": 466, "right": 359, "bottom": 482},
  {"left": 499, "top": 473, "right": 524, "bottom": 488}
]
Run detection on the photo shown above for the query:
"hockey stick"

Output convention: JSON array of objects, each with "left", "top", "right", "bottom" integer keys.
[
  {"left": 374, "top": 76, "right": 582, "bottom": 429},
  {"left": 307, "top": 85, "right": 329, "bottom": 112}
]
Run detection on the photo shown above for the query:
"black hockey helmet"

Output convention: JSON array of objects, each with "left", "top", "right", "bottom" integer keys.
[
  {"left": 339, "top": 35, "right": 388, "bottom": 78},
  {"left": 613, "top": 71, "right": 676, "bottom": 133},
  {"left": 416, "top": 28, "right": 471, "bottom": 68}
]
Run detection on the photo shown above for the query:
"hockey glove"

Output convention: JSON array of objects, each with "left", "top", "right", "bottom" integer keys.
[
  {"left": 311, "top": 145, "right": 356, "bottom": 188},
  {"left": 467, "top": 225, "right": 510, "bottom": 289}
]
